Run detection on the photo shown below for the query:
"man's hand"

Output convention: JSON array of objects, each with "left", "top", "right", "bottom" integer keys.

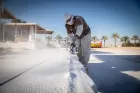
[
  {"left": 75, "top": 35, "right": 81, "bottom": 39},
  {"left": 70, "top": 43, "right": 76, "bottom": 47}
]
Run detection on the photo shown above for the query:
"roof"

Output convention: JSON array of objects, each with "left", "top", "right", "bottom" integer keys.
[
  {"left": 4, "top": 23, "right": 45, "bottom": 30},
  {"left": 4, "top": 23, "right": 53, "bottom": 34},
  {"left": 4, "top": 23, "right": 37, "bottom": 25},
  {"left": 1, "top": 8, "right": 16, "bottom": 19},
  {"left": 37, "top": 29, "right": 53, "bottom": 34}
]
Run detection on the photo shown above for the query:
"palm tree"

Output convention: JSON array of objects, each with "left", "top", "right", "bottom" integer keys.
[
  {"left": 11, "top": 19, "right": 22, "bottom": 23},
  {"left": 101, "top": 36, "right": 108, "bottom": 47},
  {"left": 55, "top": 34, "right": 62, "bottom": 40},
  {"left": 21, "top": 21, "right": 27, "bottom": 23},
  {"left": 120, "top": 36, "right": 129, "bottom": 46},
  {"left": 46, "top": 36, "right": 52, "bottom": 44},
  {"left": 64, "top": 36, "right": 69, "bottom": 43},
  {"left": 92, "top": 36, "right": 98, "bottom": 42},
  {"left": 55, "top": 34, "right": 62, "bottom": 44},
  {"left": 11, "top": 19, "right": 27, "bottom": 23},
  {"left": 131, "top": 35, "right": 139, "bottom": 47},
  {"left": 111, "top": 33, "right": 120, "bottom": 47}
]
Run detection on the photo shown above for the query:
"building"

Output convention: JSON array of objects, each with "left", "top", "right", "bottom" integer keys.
[
  {"left": 0, "top": 8, "right": 16, "bottom": 42},
  {"left": 3, "top": 23, "right": 54, "bottom": 49},
  {"left": 0, "top": 4, "right": 54, "bottom": 49}
]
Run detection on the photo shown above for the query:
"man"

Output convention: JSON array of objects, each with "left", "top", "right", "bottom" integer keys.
[{"left": 64, "top": 13, "right": 91, "bottom": 72}]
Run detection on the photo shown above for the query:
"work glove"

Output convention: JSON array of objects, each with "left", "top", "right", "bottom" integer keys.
[
  {"left": 70, "top": 42, "right": 76, "bottom": 47},
  {"left": 75, "top": 35, "right": 81, "bottom": 39}
]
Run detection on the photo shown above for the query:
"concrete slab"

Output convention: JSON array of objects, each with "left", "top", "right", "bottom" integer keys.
[{"left": 0, "top": 48, "right": 97, "bottom": 93}]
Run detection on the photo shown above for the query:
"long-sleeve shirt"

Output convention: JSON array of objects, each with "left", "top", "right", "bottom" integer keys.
[{"left": 65, "top": 16, "right": 90, "bottom": 43}]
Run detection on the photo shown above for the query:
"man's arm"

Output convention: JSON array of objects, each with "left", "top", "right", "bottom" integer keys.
[
  {"left": 65, "top": 24, "right": 76, "bottom": 44},
  {"left": 75, "top": 25, "right": 83, "bottom": 38},
  {"left": 75, "top": 17, "right": 84, "bottom": 39}
]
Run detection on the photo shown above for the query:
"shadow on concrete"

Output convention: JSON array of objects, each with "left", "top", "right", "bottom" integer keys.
[
  {"left": 88, "top": 51, "right": 140, "bottom": 93},
  {"left": 90, "top": 51, "right": 114, "bottom": 54}
]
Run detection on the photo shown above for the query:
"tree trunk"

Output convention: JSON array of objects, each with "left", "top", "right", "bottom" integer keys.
[
  {"left": 104, "top": 40, "right": 105, "bottom": 47},
  {"left": 134, "top": 40, "right": 136, "bottom": 47},
  {"left": 58, "top": 39, "right": 60, "bottom": 44},
  {"left": 124, "top": 41, "right": 126, "bottom": 47},
  {"left": 115, "top": 38, "right": 116, "bottom": 47}
]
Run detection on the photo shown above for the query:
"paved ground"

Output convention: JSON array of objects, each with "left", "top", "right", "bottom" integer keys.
[
  {"left": 0, "top": 49, "right": 70, "bottom": 93},
  {"left": 0, "top": 47, "right": 140, "bottom": 93},
  {"left": 88, "top": 48, "right": 140, "bottom": 93},
  {"left": 0, "top": 48, "right": 96, "bottom": 93}
]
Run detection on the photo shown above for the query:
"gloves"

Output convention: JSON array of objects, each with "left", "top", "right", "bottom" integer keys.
[
  {"left": 75, "top": 35, "right": 80, "bottom": 39},
  {"left": 70, "top": 42, "right": 76, "bottom": 47},
  {"left": 75, "top": 35, "right": 84, "bottom": 39}
]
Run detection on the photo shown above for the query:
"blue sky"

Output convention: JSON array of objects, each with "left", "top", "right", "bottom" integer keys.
[{"left": 3, "top": 0, "right": 140, "bottom": 45}]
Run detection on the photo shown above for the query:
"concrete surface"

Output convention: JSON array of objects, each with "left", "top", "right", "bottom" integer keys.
[
  {"left": 89, "top": 48, "right": 140, "bottom": 93},
  {"left": 0, "top": 48, "right": 96, "bottom": 93},
  {"left": 0, "top": 47, "right": 140, "bottom": 93},
  {"left": 0, "top": 49, "right": 71, "bottom": 93}
]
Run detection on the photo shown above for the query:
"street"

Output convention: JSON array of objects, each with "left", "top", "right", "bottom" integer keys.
[
  {"left": 0, "top": 48, "right": 140, "bottom": 93},
  {"left": 89, "top": 48, "right": 140, "bottom": 93}
]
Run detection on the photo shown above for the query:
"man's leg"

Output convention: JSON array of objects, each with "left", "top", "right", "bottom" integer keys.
[
  {"left": 75, "top": 33, "right": 91, "bottom": 73},
  {"left": 81, "top": 32, "right": 91, "bottom": 73}
]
